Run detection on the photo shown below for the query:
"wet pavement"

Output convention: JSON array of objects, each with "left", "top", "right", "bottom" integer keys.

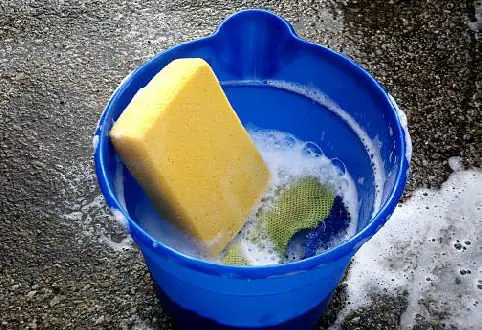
[{"left": 0, "top": 0, "right": 480, "bottom": 329}]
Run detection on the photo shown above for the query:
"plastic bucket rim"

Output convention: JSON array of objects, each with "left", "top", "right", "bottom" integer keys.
[{"left": 94, "top": 9, "right": 410, "bottom": 279}]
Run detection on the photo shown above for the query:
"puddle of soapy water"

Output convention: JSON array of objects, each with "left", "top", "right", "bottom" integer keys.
[
  {"left": 59, "top": 158, "right": 132, "bottom": 252},
  {"left": 332, "top": 164, "right": 481, "bottom": 329}
]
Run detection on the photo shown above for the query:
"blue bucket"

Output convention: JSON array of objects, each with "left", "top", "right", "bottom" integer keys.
[{"left": 94, "top": 10, "right": 410, "bottom": 330}]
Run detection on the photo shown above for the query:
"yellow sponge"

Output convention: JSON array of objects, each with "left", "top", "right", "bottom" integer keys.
[{"left": 110, "top": 58, "right": 271, "bottom": 257}]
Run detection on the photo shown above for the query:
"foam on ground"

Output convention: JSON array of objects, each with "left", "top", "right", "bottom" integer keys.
[
  {"left": 111, "top": 207, "right": 129, "bottom": 231},
  {"left": 334, "top": 166, "right": 481, "bottom": 329}
]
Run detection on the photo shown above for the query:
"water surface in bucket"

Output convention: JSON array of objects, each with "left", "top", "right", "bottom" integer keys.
[{"left": 135, "top": 129, "right": 359, "bottom": 264}]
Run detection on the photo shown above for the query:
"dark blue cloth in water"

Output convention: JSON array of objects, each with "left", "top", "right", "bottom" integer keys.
[{"left": 304, "top": 196, "right": 350, "bottom": 258}]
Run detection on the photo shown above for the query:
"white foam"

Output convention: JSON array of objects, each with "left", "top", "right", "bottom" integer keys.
[
  {"left": 63, "top": 211, "right": 83, "bottom": 221},
  {"left": 121, "top": 315, "right": 153, "bottom": 330},
  {"left": 233, "top": 129, "right": 359, "bottom": 265},
  {"left": 448, "top": 156, "right": 463, "bottom": 172},
  {"left": 250, "top": 129, "right": 359, "bottom": 236},
  {"left": 335, "top": 168, "right": 482, "bottom": 329},
  {"left": 95, "top": 118, "right": 101, "bottom": 132},
  {"left": 388, "top": 93, "right": 412, "bottom": 163},
  {"left": 241, "top": 239, "right": 281, "bottom": 265},
  {"left": 81, "top": 195, "right": 105, "bottom": 213},
  {"left": 92, "top": 134, "right": 99, "bottom": 154}
]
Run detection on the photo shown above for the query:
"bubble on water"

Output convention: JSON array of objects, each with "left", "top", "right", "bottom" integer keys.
[
  {"left": 331, "top": 158, "right": 346, "bottom": 176},
  {"left": 303, "top": 141, "right": 324, "bottom": 157}
]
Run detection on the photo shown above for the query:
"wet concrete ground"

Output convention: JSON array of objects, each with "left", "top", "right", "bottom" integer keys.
[{"left": 0, "top": 0, "right": 480, "bottom": 329}]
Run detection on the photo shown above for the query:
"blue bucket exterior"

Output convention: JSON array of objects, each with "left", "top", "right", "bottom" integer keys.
[{"left": 93, "top": 10, "right": 410, "bottom": 329}]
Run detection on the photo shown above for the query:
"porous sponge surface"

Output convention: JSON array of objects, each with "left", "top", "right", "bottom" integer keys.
[{"left": 110, "top": 58, "right": 271, "bottom": 256}]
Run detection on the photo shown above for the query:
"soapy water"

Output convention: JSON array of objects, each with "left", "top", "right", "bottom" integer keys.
[
  {"left": 135, "top": 129, "right": 359, "bottom": 264},
  {"left": 234, "top": 129, "right": 359, "bottom": 265},
  {"left": 263, "top": 80, "right": 387, "bottom": 214},
  {"left": 222, "top": 80, "right": 389, "bottom": 215}
]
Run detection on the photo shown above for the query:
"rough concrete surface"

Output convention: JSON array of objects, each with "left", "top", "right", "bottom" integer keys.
[{"left": 0, "top": 0, "right": 480, "bottom": 329}]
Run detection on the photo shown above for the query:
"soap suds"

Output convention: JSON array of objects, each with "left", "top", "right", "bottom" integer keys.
[
  {"left": 95, "top": 118, "right": 101, "bottom": 132},
  {"left": 235, "top": 129, "right": 359, "bottom": 265},
  {"left": 448, "top": 156, "right": 463, "bottom": 172},
  {"left": 121, "top": 315, "right": 154, "bottom": 330},
  {"left": 264, "top": 80, "right": 385, "bottom": 215},
  {"left": 388, "top": 93, "right": 412, "bottom": 163},
  {"left": 92, "top": 134, "right": 99, "bottom": 154},
  {"left": 334, "top": 168, "right": 481, "bottom": 329},
  {"left": 250, "top": 129, "right": 359, "bottom": 235},
  {"left": 241, "top": 239, "right": 281, "bottom": 265}
]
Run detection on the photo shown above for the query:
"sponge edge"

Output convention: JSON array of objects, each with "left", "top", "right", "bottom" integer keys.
[{"left": 110, "top": 58, "right": 271, "bottom": 257}]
